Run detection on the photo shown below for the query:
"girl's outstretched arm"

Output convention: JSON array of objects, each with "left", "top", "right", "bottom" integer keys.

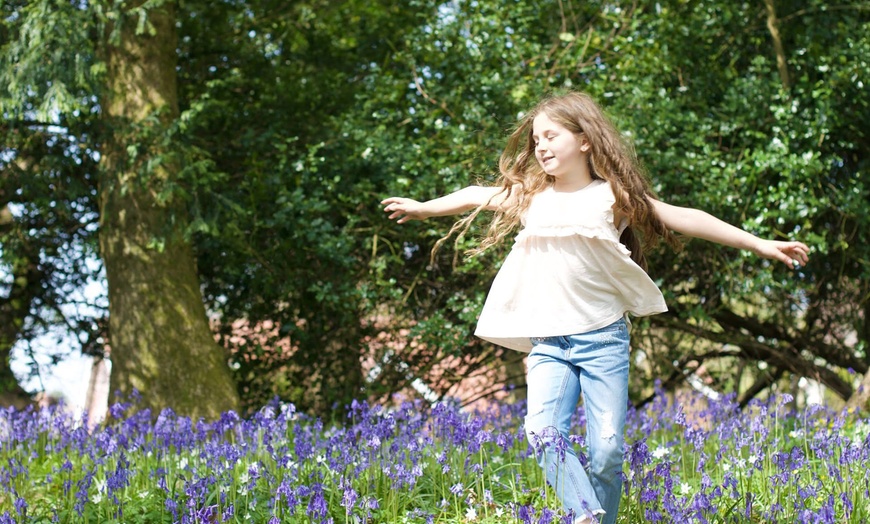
[
  {"left": 651, "top": 199, "right": 810, "bottom": 269},
  {"left": 382, "top": 186, "right": 508, "bottom": 224}
]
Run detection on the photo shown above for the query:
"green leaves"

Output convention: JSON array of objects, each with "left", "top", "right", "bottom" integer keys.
[{"left": 4, "top": 0, "right": 869, "bottom": 411}]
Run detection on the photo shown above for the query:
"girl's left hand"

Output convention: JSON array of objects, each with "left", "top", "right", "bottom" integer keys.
[{"left": 752, "top": 240, "right": 810, "bottom": 269}]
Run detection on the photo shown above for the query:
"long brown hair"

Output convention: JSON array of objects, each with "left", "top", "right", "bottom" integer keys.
[{"left": 437, "top": 91, "right": 679, "bottom": 269}]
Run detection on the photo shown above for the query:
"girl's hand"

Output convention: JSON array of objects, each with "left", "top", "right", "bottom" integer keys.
[
  {"left": 381, "top": 197, "right": 429, "bottom": 224},
  {"left": 752, "top": 239, "right": 810, "bottom": 269}
]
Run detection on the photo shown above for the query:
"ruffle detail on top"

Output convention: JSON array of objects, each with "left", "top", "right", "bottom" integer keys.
[{"left": 514, "top": 225, "right": 632, "bottom": 257}]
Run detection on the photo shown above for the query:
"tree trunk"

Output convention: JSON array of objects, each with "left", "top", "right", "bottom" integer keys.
[
  {"left": 845, "top": 299, "right": 870, "bottom": 412},
  {"left": 98, "top": 1, "right": 239, "bottom": 419}
]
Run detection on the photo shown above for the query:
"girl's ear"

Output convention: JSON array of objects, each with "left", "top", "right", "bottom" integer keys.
[{"left": 578, "top": 135, "right": 591, "bottom": 153}]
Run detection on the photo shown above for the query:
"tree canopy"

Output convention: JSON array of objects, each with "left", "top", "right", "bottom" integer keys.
[{"left": 1, "top": 0, "right": 868, "bottom": 416}]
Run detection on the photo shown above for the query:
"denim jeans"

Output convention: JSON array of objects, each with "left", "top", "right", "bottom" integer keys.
[{"left": 525, "top": 317, "right": 630, "bottom": 524}]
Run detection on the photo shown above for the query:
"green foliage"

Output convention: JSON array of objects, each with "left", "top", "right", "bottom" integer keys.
[
  {"left": 354, "top": 0, "right": 870, "bottom": 404},
  {"left": 2, "top": 0, "right": 869, "bottom": 412},
  {"left": 0, "top": 2, "right": 106, "bottom": 388}
]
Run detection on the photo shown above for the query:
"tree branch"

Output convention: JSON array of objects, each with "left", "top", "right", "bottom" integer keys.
[
  {"left": 763, "top": 0, "right": 790, "bottom": 91},
  {"left": 652, "top": 313, "right": 853, "bottom": 400}
]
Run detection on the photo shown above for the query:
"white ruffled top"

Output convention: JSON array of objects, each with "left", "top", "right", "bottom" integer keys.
[{"left": 474, "top": 179, "right": 667, "bottom": 352}]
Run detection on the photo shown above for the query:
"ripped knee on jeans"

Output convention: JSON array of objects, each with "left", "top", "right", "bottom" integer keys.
[{"left": 598, "top": 409, "right": 617, "bottom": 440}]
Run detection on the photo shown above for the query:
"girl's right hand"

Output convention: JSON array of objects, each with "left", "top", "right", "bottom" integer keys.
[{"left": 381, "top": 197, "right": 429, "bottom": 223}]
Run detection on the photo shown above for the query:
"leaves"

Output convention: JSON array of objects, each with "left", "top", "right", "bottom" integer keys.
[{"left": 2, "top": 0, "right": 869, "bottom": 411}]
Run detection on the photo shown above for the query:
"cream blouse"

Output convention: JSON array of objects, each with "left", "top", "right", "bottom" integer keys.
[{"left": 474, "top": 179, "right": 667, "bottom": 352}]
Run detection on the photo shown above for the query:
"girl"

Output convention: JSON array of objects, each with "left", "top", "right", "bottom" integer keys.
[{"left": 381, "top": 91, "right": 809, "bottom": 524}]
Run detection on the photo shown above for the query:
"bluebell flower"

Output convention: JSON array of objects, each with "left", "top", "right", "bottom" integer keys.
[{"left": 13, "top": 497, "right": 26, "bottom": 516}]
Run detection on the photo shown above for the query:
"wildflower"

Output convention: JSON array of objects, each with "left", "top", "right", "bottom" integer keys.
[
  {"left": 164, "top": 498, "right": 178, "bottom": 518},
  {"left": 248, "top": 462, "right": 260, "bottom": 480},
  {"left": 652, "top": 445, "right": 670, "bottom": 459},
  {"left": 538, "top": 508, "right": 555, "bottom": 523},
  {"left": 307, "top": 484, "right": 328, "bottom": 520},
  {"left": 465, "top": 506, "right": 478, "bottom": 520},
  {"left": 679, "top": 482, "right": 691, "bottom": 496},
  {"left": 13, "top": 498, "right": 26, "bottom": 516},
  {"left": 341, "top": 484, "right": 358, "bottom": 510},
  {"left": 518, "top": 504, "right": 535, "bottom": 524}
]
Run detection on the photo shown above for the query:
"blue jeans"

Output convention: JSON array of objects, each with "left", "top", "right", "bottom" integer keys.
[{"left": 525, "top": 318, "right": 630, "bottom": 524}]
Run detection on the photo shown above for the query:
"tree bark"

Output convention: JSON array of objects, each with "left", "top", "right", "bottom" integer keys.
[
  {"left": 98, "top": 1, "right": 239, "bottom": 419},
  {"left": 844, "top": 299, "right": 870, "bottom": 412}
]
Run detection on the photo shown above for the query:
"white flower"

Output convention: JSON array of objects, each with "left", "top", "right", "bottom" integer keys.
[
  {"left": 679, "top": 482, "right": 691, "bottom": 496},
  {"left": 465, "top": 506, "right": 478, "bottom": 520},
  {"left": 652, "top": 445, "right": 670, "bottom": 459}
]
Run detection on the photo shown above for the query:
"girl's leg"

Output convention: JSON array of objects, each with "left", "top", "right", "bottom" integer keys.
[
  {"left": 525, "top": 337, "right": 601, "bottom": 521},
  {"left": 570, "top": 319, "right": 631, "bottom": 524}
]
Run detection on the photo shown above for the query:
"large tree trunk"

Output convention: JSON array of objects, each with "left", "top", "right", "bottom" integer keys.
[
  {"left": 98, "top": 1, "right": 239, "bottom": 419},
  {"left": 844, "top": 300, "right": 870, "bottom": 412}
]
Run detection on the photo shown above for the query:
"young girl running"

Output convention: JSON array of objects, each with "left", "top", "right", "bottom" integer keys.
[{"left": 381, "top": 91, "right": 809, "bottom": 524}]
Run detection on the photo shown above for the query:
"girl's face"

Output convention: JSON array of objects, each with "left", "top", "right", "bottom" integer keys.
[{"left": 531, "top": 112, "right": 588, "bottom": 180}]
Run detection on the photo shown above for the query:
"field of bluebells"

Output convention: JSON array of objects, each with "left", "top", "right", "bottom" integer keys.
[{"left": 1, "top": 386, "right": 868, "bottom": 523}]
